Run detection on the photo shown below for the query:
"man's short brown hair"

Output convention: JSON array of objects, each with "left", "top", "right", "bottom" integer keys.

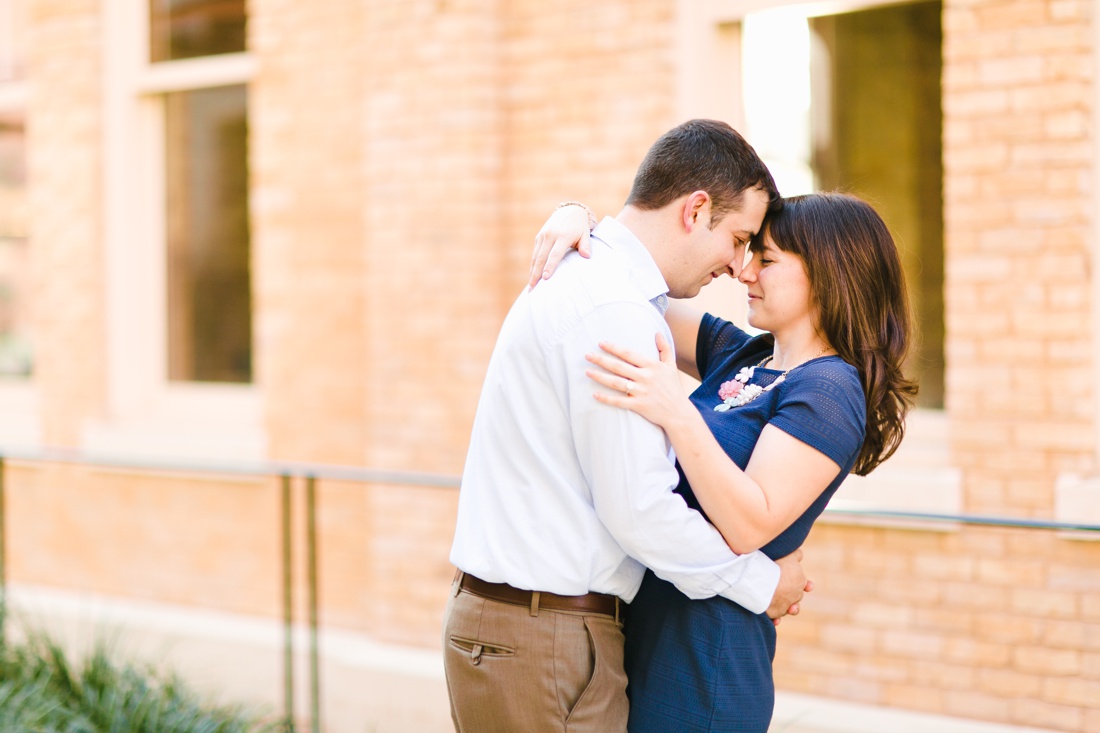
[{"left": 625, "top": 119, "right": 781, "bottom": 226}]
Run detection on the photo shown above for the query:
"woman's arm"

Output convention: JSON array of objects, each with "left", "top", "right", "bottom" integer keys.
[
  {"left": 664, "top": 409, "right": 841, "bottom": 554},
  {"left": 665, "top": 301, "right": 704, "bottom": 380},
  {"left": 586, "top": 336, "right": 843, "bottom": 554}
]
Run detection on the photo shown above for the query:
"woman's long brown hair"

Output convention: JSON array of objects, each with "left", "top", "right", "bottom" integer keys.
[{"left": 759, "top": 193, "right": 918, "bottom": 475}]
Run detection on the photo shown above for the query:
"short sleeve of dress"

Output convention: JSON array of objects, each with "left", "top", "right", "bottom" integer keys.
[
  {"left": 696, "top": 313, "right": 754, "bottom": 380},
  {"left": 769, "top": 361, "right": 867, "bottom": 470}
]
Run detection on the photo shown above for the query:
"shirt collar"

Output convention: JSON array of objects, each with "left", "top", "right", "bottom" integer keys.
[{"left": 591, "top": 217, "right": 670, "bottom": 312}]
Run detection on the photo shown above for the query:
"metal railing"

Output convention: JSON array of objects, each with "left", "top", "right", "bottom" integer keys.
[
  {"left": 0, "top": 446, "right": 459, "bottom": 733},
  {"left": 0, "top": 446, "right": 1096, "bottom": 730},
  {"left": 821, "top": 505, "right": 1100, "bottom": 533}
]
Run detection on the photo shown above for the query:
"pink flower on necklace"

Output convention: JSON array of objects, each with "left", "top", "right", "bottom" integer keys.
[
  {"left": 718, "top": 380, "right": 744, "bottom": 400},
  {"left": 714, "top": 361, "right": 777, "bottom": 412}
]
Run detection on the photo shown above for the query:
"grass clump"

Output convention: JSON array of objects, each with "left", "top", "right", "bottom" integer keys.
[{"left": 0, "top": 631, "right": 285, "bottom": 733}]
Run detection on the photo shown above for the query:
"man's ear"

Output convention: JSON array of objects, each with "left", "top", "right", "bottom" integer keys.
[{"left": 682, "top": 191, "right": 711, "bottom": 232}]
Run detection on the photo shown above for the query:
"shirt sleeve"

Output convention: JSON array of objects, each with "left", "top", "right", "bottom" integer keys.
[
  {"left": 696, "top": 313, "right": 754, "bottom": 380},
  {"left": 769, "top": 364, "right": 867, "bottom": 469},
  {"left": 553, "top": 301, "right": 780, "bottom": 613}
]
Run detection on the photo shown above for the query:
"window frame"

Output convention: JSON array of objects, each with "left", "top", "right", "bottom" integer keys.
[
  {"left": 675, "top": 0, "right": 959, "bottom": 522},
  {"left": 94, "top": 0, "right": 263, "bottom": 462},
  {"left": 1054, "top": 12, "right": 1100, "bottom": 535},
  {"left": 0, "top": 0, "right": 25, "bottom": 83},
  {"left": 0, "top": 0, "right": 39, "bottom": 448}
]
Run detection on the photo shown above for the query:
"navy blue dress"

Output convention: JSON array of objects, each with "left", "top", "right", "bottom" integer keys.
[{"left": 624, "top": 314, "right": 867, "bottom": 733}]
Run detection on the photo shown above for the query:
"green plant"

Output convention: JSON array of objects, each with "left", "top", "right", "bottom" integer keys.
[{"left": 0, "top": 631, "right": 287, "bottom": 733}]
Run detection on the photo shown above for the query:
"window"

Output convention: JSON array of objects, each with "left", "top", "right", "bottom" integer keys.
[
  {"left": 810, "top": 2, "right": 945, "bottom": 408},
  {"left": 743, "top": 1, "right": 945, "bottom": 408},
  {"left": 0, "top": 0, "right": 31, "bottom": 379},
  {"left": 150, "top": 0, "right": 252, "bottom": 384},
  {"left": 92, "top": 0, "right": 259, "bottom": 460},
  {"left": 0, "top": 0, "right": 26, "bottom": 83},
  {"left": 0, "top": 111, "right": 31, "bottom": 377},
  {"left": 0, "top": 0, "right": 38, "bottom": 445},
  {"left": 165, "top": 85, "right": 251, "bottom": 383},
  {"left": 150, "top": 0, "right": 247, "bottom": 62},
  {"left": 679, "top": 0, "right": 957, "bottom": 518}
]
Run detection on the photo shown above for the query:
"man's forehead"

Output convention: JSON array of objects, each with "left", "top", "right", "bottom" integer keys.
[
  {"left": 717, "top": 187, "right": 768, "bottom": 235},
  {"left": 734, "top": 188, "right": 769, "bottom": 221},
  {"left": 725, "top": 210, "right": 764, "bottom": 237}
]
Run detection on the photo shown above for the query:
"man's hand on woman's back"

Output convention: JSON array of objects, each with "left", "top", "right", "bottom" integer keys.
[{"left": 768, "top": 548, "right": 813, "bottom": 625}]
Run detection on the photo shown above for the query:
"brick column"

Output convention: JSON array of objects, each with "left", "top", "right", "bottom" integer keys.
[
  {"left": 361, "top": 0, "right": 507, "bottom": 475},
  {"left": 943, "top": 0, "right": 1095, "bottom": 516},
  {"left": 503, "top": 0, "right": 678, "bottom": 278},
  {"left": 26, "top": 0, "right": 106, "bottom": 446},
  {"left": 251, "top": 0, "right": 369, "bottom": 463}
]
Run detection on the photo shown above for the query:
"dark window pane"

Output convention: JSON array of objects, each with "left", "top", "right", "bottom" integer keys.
[
  {"left": 165, "top": 85, "right": 251, "bottom": 384},
  {"left": 0, "top": 0, "right": 27, "bottom": 82},
  {"left": 0, "top": 112, "right": 32, "bottom": 376},
  {"left": 810, "top": 1, "right": 944, "bottom": 408},
  {"left": 150, "top": 0, "right": 246, "bottom": 62}
]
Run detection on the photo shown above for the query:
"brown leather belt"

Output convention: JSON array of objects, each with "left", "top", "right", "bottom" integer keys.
[{"left": 457, "top": 571, "right": 621, "bottom": 619}]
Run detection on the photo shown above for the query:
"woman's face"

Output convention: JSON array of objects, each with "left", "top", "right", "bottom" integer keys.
[{"left": 738, "top": 233, "right": 816, "bottom": 335}]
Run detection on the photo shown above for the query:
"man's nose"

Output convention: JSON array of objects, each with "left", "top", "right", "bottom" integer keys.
[{"left": 727, "top": 250, "right": 747, "bottom": 279}]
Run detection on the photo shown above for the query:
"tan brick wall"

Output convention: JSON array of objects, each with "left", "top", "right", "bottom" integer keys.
[
  {"left": 768, "top": 3, "right": 1100, "bottom": 730},
  {"left": 349, "top": 0, "right": 678, "bottom": 640},
  {"left": 360, "top": 0, "right": 506, "bottom": 476},
  {"left": 26, "top": 0, "right": 106, "bottom": 446},
  {"left": 8, "top": 0, "right": 1100, "bottom": 729},
  {"left": 10, "top": 0, "right": 681, "bottom": 646},
  {"left": 8, "top": 463, "right": 282, "bottom": 616},
  {"left": 775, "top": 523, "right": 1100, "bottom": 731},
  {"left": 502, "top": 0, "right": 678, "bottom": 277},
  {"left": 943, "top": 0, "right": 1095, "bottom": 515},
  {"left": 251, "top": 0, "right": 369, "bottom": 465}
]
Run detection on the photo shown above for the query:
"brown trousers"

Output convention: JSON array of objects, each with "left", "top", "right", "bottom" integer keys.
[{"left": 443, "top": 577, "right": 629, "bottom": 733}]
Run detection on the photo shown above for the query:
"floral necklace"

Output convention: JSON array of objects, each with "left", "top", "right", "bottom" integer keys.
[{"left": 714, "top": 346, "right": 831, "bottom": 412}]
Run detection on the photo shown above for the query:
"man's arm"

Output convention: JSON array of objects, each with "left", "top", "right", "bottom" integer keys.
[{"left": 555, "top": 301, "right": 784, "bottom": 613}]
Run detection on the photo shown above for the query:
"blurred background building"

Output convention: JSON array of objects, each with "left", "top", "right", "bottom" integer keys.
[{"left": 0, "top": 0, "right": 1097, "bottom": 731}]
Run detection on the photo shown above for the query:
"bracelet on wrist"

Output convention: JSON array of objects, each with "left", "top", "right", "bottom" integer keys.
[{"left": 556, "top": 200, "right": 598, "bottom": 231}]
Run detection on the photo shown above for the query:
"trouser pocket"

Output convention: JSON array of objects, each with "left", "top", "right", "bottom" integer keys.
[
  {"left": 448, "top": 635, "right": 516, "bottom": 666},
  {"left": 561, "top": 617, "right": 597, "bottom": 720},
  {"left": 563, "top": 616, "right": 629, "bottom": 732}
]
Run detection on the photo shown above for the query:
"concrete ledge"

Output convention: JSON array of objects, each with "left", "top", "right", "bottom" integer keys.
[
  {"left": 773, "top": 691, "right": 1058, "bottom": 733},
  {"left": 1055, "top": 473, "right": 1100, "bottom": 540},
  {"left": 6, "top": 584, "right": 1059, "bottom": 733}
]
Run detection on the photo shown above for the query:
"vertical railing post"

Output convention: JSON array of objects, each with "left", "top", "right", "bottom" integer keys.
[
  {"left": 0, "top": 456, "right": 6, "bottom": 646},
  {"left": 306, "top": 474, "right": 321, "bottom": 733},
  {"left": 280, "top": 473, "right": 295, "bottom": 731}
]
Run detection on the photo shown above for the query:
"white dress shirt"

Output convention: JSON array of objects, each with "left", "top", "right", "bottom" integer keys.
[{"left": 450, "top": 217, "right": 780, "bottom": 613}]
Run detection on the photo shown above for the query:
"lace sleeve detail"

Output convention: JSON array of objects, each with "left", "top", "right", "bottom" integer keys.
[{"left": 770, "top": 361, "right": 866, "bottom": 470}]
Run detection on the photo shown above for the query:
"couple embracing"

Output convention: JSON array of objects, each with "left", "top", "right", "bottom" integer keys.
[{"left": 444, "top": 119, "right": 915, "bottom": 733}]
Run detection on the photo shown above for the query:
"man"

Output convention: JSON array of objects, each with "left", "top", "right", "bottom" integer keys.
[{"left": 445, "top": 119, "right": 807, "bottom": 733}]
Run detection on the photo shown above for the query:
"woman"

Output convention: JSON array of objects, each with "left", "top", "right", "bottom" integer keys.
[{"left": 533, "top": 193, "right": 916, "bottom": 732}]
